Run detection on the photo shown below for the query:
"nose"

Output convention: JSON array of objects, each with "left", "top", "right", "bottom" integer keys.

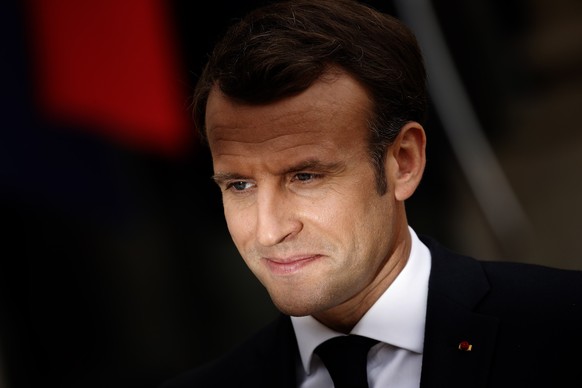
[{"left": 255, "top": 185, "right": 302, "bottom": 247}]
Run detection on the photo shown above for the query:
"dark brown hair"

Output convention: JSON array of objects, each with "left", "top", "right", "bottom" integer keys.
[{"left": 192, "top": 0, "right": 427, "bottom": 194}]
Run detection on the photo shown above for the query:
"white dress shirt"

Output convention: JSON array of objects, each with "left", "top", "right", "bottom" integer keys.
[{"left": 291, "top": 226, "right": 432, "bottom": 388}]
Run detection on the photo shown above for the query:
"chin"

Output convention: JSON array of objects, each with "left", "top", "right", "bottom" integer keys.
[{"left": 270, "top": 296, "right": 317, "bottom": 317}]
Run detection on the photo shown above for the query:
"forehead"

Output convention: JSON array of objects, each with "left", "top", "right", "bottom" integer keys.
[{"left": 205, "top": 71, "right": 373, "bottom": 162}]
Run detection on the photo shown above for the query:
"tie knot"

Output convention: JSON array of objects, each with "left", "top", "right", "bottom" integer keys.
[{"left": 314, "top": 335, "right": 379, "bottom": 388}]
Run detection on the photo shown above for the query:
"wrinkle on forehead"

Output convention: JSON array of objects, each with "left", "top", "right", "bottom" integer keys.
[
  {"left": 205, "top": 72, "right": 373, "bottom": 146},
  {"left": 210, "top": 130, "right": 320, "bottom": 147},
  {"left": 207, "top": 105, "right": 340, "bottom": 147},
  {"left": 211, "top": 131, "right": 340, "bottom": 165}
]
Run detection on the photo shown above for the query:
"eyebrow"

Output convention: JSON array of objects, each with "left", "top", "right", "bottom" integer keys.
[
  {"left": 211, "top": 159, "right": 346, "bottom": 184},
  {"left": 282, "top": 159, "right": 346, "bottom": 175},
  {"left": 211, "top": 172, "right": 249, "bottom": 185}
]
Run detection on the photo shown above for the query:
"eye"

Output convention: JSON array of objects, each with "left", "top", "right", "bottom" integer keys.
[
  {"left": 226, "top": 181, "right": 254, "bottom": 191},
  {"left": 292, "top": 173, "right": 321, "bottom": 182}
]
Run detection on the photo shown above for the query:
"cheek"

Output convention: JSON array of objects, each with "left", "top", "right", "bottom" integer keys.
[
  {"left": 342, "top": 192, "right": 392, "bottom": 249},
  {"left": 318, "top": 189, "right": 371, "bottom": 227},
  {"left": 301, "top": 197, "right": 350, "bottom": 243}
]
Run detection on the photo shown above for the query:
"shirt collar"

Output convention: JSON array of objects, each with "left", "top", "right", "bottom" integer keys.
[{"left": 291, "top": 226, "right": 431, "bottom": 375}]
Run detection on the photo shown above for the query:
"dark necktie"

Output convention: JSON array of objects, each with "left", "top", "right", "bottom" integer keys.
[{"left": 314, "top": 335, "right": 379, "bottom": 388}]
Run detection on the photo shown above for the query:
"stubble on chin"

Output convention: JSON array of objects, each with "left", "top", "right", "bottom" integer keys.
[{"left": 266, "top": 278, "right": 345, "bottom": 318}]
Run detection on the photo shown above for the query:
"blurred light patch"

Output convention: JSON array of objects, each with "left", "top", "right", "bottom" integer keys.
[{"left": 26, "top": 0, "right": 192, "bottom": 156}]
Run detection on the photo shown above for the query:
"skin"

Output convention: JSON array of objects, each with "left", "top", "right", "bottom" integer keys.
[{"left": 206, "top": 69, "right": 426, "bottom": 333}]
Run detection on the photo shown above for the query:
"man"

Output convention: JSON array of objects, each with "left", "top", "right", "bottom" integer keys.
[{"left": 162, "top": 0, "right": 582, "bottom": 387}]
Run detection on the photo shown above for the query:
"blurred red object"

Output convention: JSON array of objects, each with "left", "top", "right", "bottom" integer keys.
[{"left": 27, "top": 0, "right": 192, "bottom": 156}]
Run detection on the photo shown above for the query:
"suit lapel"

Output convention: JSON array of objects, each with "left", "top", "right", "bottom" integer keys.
[
  {"left": 249, "top": 314, "right": 298, "bottom": 388},
  {"left": 419, "top": 237, "right": 499, "bottom": 388}
]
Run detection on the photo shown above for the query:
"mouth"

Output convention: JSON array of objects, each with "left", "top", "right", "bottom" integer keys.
[{"left": 264, "top": 254, "right": 323, "bottom": 276}]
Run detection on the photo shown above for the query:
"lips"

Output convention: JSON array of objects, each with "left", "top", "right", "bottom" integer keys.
[{"left": 264, "top": 254, "right": 322, "bottom": 275}]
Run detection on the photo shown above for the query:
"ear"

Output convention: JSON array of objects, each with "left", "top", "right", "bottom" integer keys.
[{"left": 386, "top": 121, "right": 426, "bottom": 201}]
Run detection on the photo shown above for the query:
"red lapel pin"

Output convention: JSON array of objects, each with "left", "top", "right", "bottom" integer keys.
[{"left": 458, "top": 341, "right": 473, "bottom": 351}]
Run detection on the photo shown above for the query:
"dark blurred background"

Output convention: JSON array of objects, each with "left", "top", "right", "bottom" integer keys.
[{"left": 2, "top": 0, "right": 581, "bottom": 387}]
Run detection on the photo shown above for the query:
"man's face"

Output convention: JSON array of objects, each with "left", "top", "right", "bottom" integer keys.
[{"left": 206, "top": 71, "right": 409, "bottom": 322}]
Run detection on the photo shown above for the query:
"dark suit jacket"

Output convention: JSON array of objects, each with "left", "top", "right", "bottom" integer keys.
[{"left": 162, "top": 236, "right": 582, "bottom": 387}]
